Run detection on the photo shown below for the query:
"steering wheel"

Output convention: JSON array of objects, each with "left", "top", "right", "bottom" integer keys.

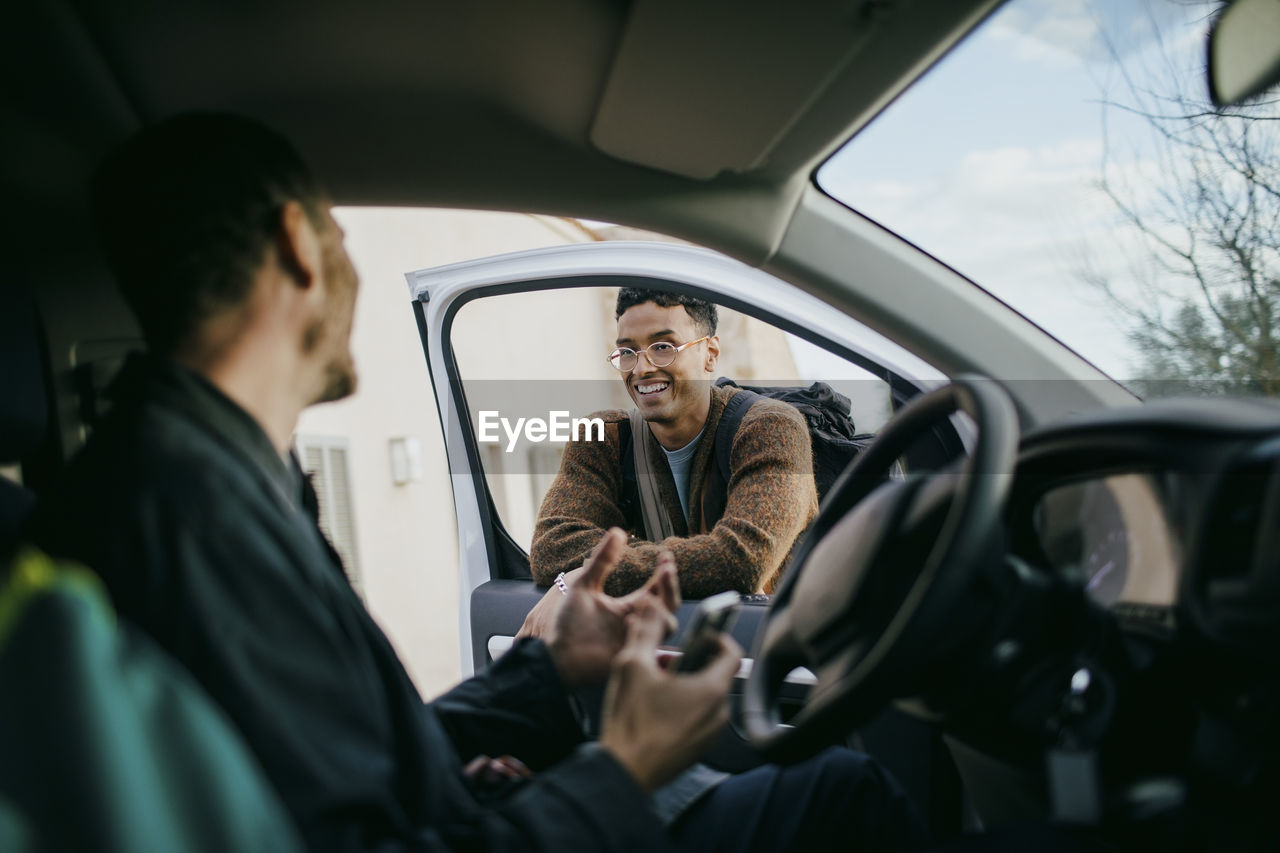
[{"left": 742, "top": 376, "right": 1020, "bottom": 761}]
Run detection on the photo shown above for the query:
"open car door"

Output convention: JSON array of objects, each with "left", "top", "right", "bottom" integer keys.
[{"left": 406, "top": 241, "right": 947, "bottom": 674}]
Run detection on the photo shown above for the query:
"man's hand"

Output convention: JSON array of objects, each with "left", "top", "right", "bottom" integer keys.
[
  {"left": 525, "top": 528, "right": 680, "bottom": 689},
  {"left": 516, "top": 566, "right": 586, "bottom": 642},
  {"left": 599, "top": 600, "right": 742, "bottom": 792}
]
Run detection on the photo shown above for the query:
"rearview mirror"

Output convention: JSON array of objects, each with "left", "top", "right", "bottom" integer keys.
[{"left": 1208, "top": 0, "right": 1280, "bottom": 107}]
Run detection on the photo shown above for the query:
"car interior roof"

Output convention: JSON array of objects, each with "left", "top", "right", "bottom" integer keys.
[
  {"left": 6, "top": 0, "right": 999, "bottom": 265},
  {"left": 10, "top": 0, "right": 1066, "bottom": 466}
]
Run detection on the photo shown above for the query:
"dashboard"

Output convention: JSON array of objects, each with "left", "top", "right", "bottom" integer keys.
[
  {"left": 938, "top": 394, "right": 1280, "bottom": 826},
  {"left": 1008, "top": 395, "right": 1280, "bottom": 648},
  {"left": 1031, "top": 471, "right": 1182, "bottom": 607}
]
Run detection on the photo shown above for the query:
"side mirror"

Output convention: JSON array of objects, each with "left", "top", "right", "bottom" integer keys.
[{"left": 1208, "top": 0, "right": 1280, "bottom": 107}]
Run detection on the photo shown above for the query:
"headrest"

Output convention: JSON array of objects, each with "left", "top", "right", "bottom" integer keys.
[{"left": 0, "top": 288, "right": 50, "bottom": 463}]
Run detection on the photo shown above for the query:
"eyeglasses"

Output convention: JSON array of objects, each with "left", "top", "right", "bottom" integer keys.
[{"left": 607, "top": 336, "right": 710, "bottom": 372}]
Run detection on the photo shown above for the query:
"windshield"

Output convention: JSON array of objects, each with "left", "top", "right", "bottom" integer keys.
[{"left": 819, "top": 0, "right": 1279, "bottom": 398}]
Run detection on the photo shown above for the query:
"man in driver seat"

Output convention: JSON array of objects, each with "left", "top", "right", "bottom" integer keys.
[
  {"left": 531, "top": 290, "right": 819, "bottom": 598},
  {"left": 28, "top": 113, "right": 923, "bottom": 853}
]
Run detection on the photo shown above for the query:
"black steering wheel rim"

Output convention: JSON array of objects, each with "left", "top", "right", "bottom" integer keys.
[{"left": 742, "top": 376, "right": 1019, "bottom": 761}]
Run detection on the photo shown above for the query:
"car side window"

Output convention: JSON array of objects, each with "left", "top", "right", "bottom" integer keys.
[{"left": 450, "top": 285, "right": 896, "bottom": 549}]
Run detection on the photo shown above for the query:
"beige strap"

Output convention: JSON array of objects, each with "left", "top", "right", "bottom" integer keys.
[{"left": 629, "top": 409, "right": 676, "bottom": 542}]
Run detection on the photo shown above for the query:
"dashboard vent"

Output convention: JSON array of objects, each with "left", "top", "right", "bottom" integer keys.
[
  {"left": 1204, "top": 458, "right": 1275, "bottom": 583},
  {"left": 1193, "top": 445, "right": 1280, "bottom": 657}
]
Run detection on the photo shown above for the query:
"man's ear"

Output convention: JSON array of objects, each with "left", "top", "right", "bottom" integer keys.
[
  {"left": 275, "top": 200, "right": 322, "bottom": 289},
  {"left": 704, "top": 335, "right": 720, "bottom": 372}
]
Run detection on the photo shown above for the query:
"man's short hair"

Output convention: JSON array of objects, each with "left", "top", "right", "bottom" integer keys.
[
  {"left": 90, "top": 113, "right": 327, "bottom": 354},
  {"left": 615, "top": 288, "right": 718, "bottom": 337}
]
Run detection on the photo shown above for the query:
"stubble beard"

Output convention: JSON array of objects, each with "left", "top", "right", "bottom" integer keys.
[
  {"left": 316, "top": 356, "right": 357, "bottom": 404},
  {"left": 300, "top": 313, "right": 357, "bottom": 405},
  {"left": 628, "top": 375, "right": 675, "bottom": 424},
  {"left": 305, "top": 240, "right": 359, "bottom": 406}
]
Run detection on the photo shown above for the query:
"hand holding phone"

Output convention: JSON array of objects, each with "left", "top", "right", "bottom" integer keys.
[
  {"left": 674, "top": 590, "right": 741, "bottom": 673},
  {"left": 601, "top": 589, "right": 743, "bottom": 791}
]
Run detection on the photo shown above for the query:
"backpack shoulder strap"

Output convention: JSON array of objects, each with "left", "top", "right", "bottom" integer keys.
[
  {"left": 714, "top": 388, "right": 760, "bottom": 485},
  {"left": 700, "top": 388, "right": 760, "bottom": 530},
  {"left": 619, "top": 415, "right": 633, "bottom": 476}
]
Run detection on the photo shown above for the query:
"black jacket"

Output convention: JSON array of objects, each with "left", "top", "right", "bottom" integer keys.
[{"left": 30, "top": 354, "right": 669, "bottom": 852}]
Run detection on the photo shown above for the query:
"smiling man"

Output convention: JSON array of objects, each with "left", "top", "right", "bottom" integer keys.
[{"left": 531, "top": 289, "right": 818, "bottom": 598}]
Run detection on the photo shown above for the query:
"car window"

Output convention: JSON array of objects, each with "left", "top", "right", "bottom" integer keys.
[
  {"left": 449, "top": 285, "right": 895, "bottom": 548},
  {"left": 818, "top": 0, "right": 1279, "bottom": 399}
]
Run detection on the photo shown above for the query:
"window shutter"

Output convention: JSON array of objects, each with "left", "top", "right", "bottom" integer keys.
[{"left": 296, "top": 436, "right": 362, "bottom": 592}]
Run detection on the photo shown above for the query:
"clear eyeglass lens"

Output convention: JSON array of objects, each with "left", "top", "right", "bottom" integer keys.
[
  {"left": 610, "top": 349, "right": 638, "bottom": 371},
  {"left": 647, "top": 342, "right": 678, "bottom": 366}
]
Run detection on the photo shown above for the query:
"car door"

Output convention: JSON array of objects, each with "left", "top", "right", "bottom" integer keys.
[{"left": 406, "top": 240, "right": 956, "bottom": 673}]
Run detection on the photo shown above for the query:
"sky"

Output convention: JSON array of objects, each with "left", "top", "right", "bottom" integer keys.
[{"left": 816, "top": 0, "right": 1224, "bottom": 380}]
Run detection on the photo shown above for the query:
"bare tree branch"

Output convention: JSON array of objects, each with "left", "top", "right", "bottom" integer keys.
[{"left": 1081, "top": 1, "right": 1279, "bottom": 396}]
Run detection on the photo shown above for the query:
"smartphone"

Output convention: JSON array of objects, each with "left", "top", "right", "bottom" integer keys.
[{"left": 674, "top": 590, "right": 741, "bottom": 672}]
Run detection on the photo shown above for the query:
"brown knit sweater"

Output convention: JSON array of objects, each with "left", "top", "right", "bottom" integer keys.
[{"left": 530, "top": 385, "right": 818, "bottom": 598}]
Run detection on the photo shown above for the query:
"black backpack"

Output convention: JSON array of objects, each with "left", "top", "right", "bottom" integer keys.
[{"left": 618, "top": 378, "right": 874, "bottom": 533}]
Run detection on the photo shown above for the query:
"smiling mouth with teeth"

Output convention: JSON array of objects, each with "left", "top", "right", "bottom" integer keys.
[{"left": 635, "top": 381, "right": 670, "bottom": 397}]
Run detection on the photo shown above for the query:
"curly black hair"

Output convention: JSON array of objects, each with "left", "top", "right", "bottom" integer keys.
[{"left": 615, "top": 288, "right": 718, "bottom": 337}]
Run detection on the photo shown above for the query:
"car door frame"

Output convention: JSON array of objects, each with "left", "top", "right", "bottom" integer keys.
[{"left": 406, "top": 240, "right": 956, "bottom": 676}]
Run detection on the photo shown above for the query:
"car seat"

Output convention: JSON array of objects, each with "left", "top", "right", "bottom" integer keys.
[
  {"left": 0, "top": 285, "right": 302, "bottom": 850},
  {"left": 0, "top": 285, "right": 50, "bottom": 561},
  {"left": 0, "top": 547, "right": 304, "bottom": 851}
]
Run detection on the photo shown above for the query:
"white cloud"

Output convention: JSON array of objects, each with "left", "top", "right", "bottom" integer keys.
[
  {"left": 822, "top": 0, "right": 1252, "bottom": 381},
  {"left": 842, "top": 138, "right": 1184, "bottom": 377},
  {"left": 989, "top": 0, "right": 1102, "bottom": 66}
]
